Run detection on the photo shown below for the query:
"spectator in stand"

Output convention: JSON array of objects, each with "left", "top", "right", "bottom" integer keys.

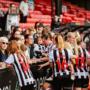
[
  {"left": 0, "top": 3, "right": 15, "bottom": 31},
  {"left": 34, "top": 23, "right": 44, "bottom": 44},
  {"left": 20, "top": 44, "right": 30, "bottom": 60},
  {"left": 42, "top": 27, "right": 51, "bottom": 35},
  {"left": 10, "top": 25, "right": 15, "bottom": 36},
  {"left": 17, "top": 35, "right": 25, "bottom": 45},
  {"left": 51, "top": 15, "right": 60, "bottom": 30},
  {"left": 15, "top": 37, "right": 22, "bottom": 49},
  {"left": 16, "top": 36, "right": 30, "bottom": 60},
  {"left": 14, "top": 26, "right": 22, "bottom": 34},
  {"left": 7, "top": 25, "right": 15, "bottom": 39},
  {"left": 0, "top": 40, "right": 35, "bottom": 90},
  {"left": 34, "top": 22, "right": 40, "bottom": 33},
  {"left": 59, "top": 14, "right": 63, "bottom": 24},
  {"left": 28, "top": 27, "right": 35, "bottom": 36},
  {"left": 34, "top": 36, "right": 46, "bottom": 59},
  {"left": 19, "top": 0, "right": 28, "bottom": 23},
  {"left": 25, "top": 34, "right": 35, "bottom": 59},
  {"left": 0, "top": 37, "right": 8, "bottom": 62},
  {"left": 9, "top": 26, "right": 22, "bottom": 40},
  {"left": 9, "top": 27, "right": 20, "bottom": 41},
  {"left": 37, "top": 23, "right": 44, "bottom": 33},
  {"left": 22, "top": 29, "right": 29, "bottom": 36}
]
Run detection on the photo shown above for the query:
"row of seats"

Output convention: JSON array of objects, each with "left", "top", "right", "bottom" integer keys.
[
  {"left": 19, "top": 23, "right": 51, "bottom": 29},
  {"left": 29, "top": 14, "right": 51, "bottom": 19},
  {"left": 63, "top": 1, "right": 90, "bottom": 20},
  {"left": 34, "top": 0, "right": 89, "bottom": 23},
  {"left": 27, "top": 18, "right": 51, "bottom": 23}
]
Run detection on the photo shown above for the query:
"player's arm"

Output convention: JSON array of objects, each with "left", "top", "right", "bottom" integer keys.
[
  {"left": 34, "top": 57, "right": 49, "bottom": 63},
  {"left": 85, "top": 50, "right": 90, "bottom": 66},
  {"left": 70, "top": 56, "right": 77, "bottom": 65},
  {"left": 38, "top": 61, "right": 49, "bottom": 70},
  {"left": 68, "top": 49, "right": 77, "bottom": 65},
  {"left": 87, "top": 58, "right": 90, "bottom": 66}
]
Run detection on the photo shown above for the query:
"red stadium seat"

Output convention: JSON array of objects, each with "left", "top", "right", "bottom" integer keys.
[
  {"left": 19, "top": 23, "right": 35, "bottom": 29},
  {"left": 73, "top": 17, "right": 85, "bottom": 22},
  {"left": 64, "top": 13, "right": 76, "bottom": 19},
  {"left": 42, "top": 19, "right": 51, "bottom": 23},
  {"left": 27, "top": 18, "right": 40, "bottom": 23}
]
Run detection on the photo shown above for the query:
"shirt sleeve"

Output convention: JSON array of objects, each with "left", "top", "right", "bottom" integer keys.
[
  {"left": 67, "top": 49, "right": 73, "bottom": 60},
  {"left": 49, "top": 50, "right": 54, "bottom": 62},
  {"left": 19, "top": 1, "right": 23, "bottom": 10},
  {"left": 5, "top": 54, "right": 14, "bottom": 64},
  {"left": 85, "top": 49, "right": 90, "bottom": 59}
]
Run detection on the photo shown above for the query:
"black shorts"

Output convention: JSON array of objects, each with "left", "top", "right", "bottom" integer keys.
[
  {"left": 49, "top": 77, "right": 73, "bottom": 90},
  {"left": 74, "top": 78, "right": 89, "bottom": 88},
  {"left": 20, "top": 84, "right": 34, "bottom": 90}
]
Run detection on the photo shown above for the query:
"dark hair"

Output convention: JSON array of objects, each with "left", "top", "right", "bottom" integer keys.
[
  {"left": 35, "top": 22, "right": 40, "bottom": 29},
  {"left": 15, "top": 37, "right": 21, "bottom": 41},
  {"left": 11, "top": 25, "right": 15, "bottom": 29},
  {"left": 41, "top": 33, "right": 52, "bottom": 40},
  {"left": 13, "top": 26, "right": 20, "bottom": 32},
  {"left": 25, "top": 34, "right": 32, "bottom": 39},
  {"left": 12, "top": 26, "right": 20, "bottom": 35},
  {"left": 12, "top": 30, "right": 19, "bottom": 36},
  {"left": 10, "top": 3, "right": 14, "bottom": 7},
  {"left": 55, "top": 36, "right": 58, "bottom": 44},
  {"left": 54, "top": 33, "right": 59, "bottom": 36},
  {"left": 64, "top": 35, "right": 67, "bottom": 41}
]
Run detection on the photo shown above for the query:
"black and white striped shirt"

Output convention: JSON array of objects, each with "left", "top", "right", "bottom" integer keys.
[
  {"left": 46, "top": 43, "right": 56, "bottom": 55},
  {"left": 74, "top": 46, "right": 90, "bottom": 79},
  {"left": 34, "top": 44, "right": 46, "bottom": 58},
  {"left": 5, "top": 53, "right": 35, "bottom": 87},
  {"left": 49, "top": 48, "right": 73, "bottom": 77}
]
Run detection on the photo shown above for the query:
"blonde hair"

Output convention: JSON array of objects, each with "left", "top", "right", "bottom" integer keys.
[
  {"left": 74, "top": 37, "right": 83, "bottom": 56},
  {"left": 0, "top": 37, "right": 8, "bottom": 42},
  {"left": 64, "top": 42, "right": 73, "bottom": 52},
  {"left": 67, "top": 32, "right": 75, "bottom": 39},
  {"left": 51, "top": 32, "right": 54, "bottom": 37},
  {"left": 73, "top": 31, "right": 81, "bottom": 56},
  {"left": 55, "top": 35, "right": 64, "bottom": 52},
  {"left": 16, "top": 35, "right": 24, "bottom": 39},
  {"left": 74, "top": 31, "right": 80, "bottom": 38},
  {"left": 28, "top": 27, "right": 34, "bottom": 31}
]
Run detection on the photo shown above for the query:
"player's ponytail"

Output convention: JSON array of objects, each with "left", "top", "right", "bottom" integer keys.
[
  {"left": 74, "top": 38, "right": 78, "bottom": 56},
  {"left": 74, "top": 32, "right": 81, "bottom": 56},
  {"left": 55, "top": 35, "right": 64, "bottom": 52}
]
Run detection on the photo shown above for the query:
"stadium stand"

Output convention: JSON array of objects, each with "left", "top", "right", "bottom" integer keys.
[
  {"left": 0, "top": 0, "right": 90, "bottom": 29},
  {"left": 5, "top": 2, "right": 89, "bottom": 39}
]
